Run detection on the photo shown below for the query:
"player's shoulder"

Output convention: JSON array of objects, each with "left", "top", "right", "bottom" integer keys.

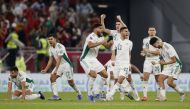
[
  {"left": 163, "top": 42, "right": 173, "bottom": 49},
  {"left": 56, "top": 43, "right": 65, "bottom": 49},
  {"left": 87, "top": 32, "right": 96, "bottom": 40}
]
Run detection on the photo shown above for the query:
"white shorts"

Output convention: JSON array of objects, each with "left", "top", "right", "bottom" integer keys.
[
  {"left": 80, "top": 58, "right": 105, "bottom": 75},
  {"left": 161, "top": 64, "right": 181, "bottom": 79},
  {"left": 51, "top": 63, "right": 73, "bottom": 80},
  {"left": 114, "top": 64, "right": 131, "bottom": 78},
  {"left": 143, "top": 60, "right": 161, "bottom": 75}
]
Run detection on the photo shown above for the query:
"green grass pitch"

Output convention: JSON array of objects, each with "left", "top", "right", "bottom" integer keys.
[{"left": 0, "top": 92, "right": 189, "bottom": 109}]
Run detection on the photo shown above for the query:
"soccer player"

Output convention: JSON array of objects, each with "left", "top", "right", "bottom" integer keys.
[
  {"left": 7, "top": 66, "right": 45, "bottom": 100},
  {"left": 150, "top": 37, "right": 185, "bottom": 102},
  {"left": 106, "top": 27, "right": 138, "bottom": 101},
  {"left": 140, "top": 27, "right": 161, "bottom": 101},
  {"left": 100, "top": 14, "right": 126, "bottom": 91},
  {"left": 80, "top": 23, "right": 112, "bottom": 102},
  {"left": 41, "top": 34, "right": 82, "bottom": 100}
]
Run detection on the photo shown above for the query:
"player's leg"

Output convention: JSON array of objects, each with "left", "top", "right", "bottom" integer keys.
[
  {"left": 141, "top": 60, "right": 151, "bottom": 101},
  {"left": 107, "top": 75, "right": 125, "bottom": 101},
  {"left": 12, "top": 90, "right": 22, "bottom": 100},
  {"left": 25, "top": 90, "right": 45, "bottom": 100},
  {"left": 158, "top": 74, "right": 168, "bottom": 101},
  {"left": 80, "top": 59, "right": 96, "bottom": 102},
  {"left": 167, "top": 65, "right": 185, "bottom": 102},
  {"left": 65, "top": 65, "right": 82, "bottom": 100},
  {"left": 153, "top": 63, "right": 161, "bottom": 101},
  {"left": 97, "top": 69, "right": 108, "bottom": 99},
  {"left": 127, "top": 74, "right": 140, "bottom": 101},
  {"left": 49, "top": 72, "right": 61, "bottom": 100}
]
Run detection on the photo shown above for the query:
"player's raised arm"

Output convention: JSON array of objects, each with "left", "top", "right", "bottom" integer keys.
[
  {"left": 100, "top": 14, "right": 111, "bottom": 35},
  {"left": 116, "top": 15, "right": 127, "bottom": 27},
  {"left": 7, "top": 81, "right": 12, "bottom": 100}
]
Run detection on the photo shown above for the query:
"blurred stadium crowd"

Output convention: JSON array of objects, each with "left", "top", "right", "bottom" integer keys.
[{"left": 0, "top": 0, "right": 102, "bottom": 72}]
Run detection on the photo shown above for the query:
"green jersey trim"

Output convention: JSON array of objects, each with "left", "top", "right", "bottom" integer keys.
[
  {"left": 80, "top": 46, "right": 90, "bottom": 61},
  {"left": 63, "top": 53, "right": 74, "bottom": 67}
]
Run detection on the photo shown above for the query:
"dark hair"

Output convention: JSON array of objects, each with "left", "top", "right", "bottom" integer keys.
[
  {"left": 10, "top": 66, "right": 18, "bottom": 71},
  {"left": 92, "top": 23, "right": 102, "bottom": 30},
  {"left": 120, "top": 26, "right": 128, "bottom": 32},
  {"left": 47, "top": 34, "right": 56, "bottom": 38},
  {"left": 149, "top": 37, "right": 159, "bottom": 45},
  {"left": 148, "top": 26, "right": 156, "bottom": 29}
]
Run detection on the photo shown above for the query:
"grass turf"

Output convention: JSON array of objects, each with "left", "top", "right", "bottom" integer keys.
[{"left": 0, "top": 92, "right": 189, "bottom": 109}]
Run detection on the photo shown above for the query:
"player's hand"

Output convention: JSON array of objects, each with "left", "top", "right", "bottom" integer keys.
[
  {"left": 140, "top": 75, "right": 144, "bottom": 81},
  {"left": 41, "top": 69, "right": 47, "bottom": 74},
  {"left": 101, "top": 14, "right": 106, "bottom": 19},
  {"left": 159, "top": 60, "right": 165, "bottom": 65},
  {"left": 111, "top": 61, "right": 115, "bottom": 66},
  {"left": 140, "top": 51, "right": 145, "bottom": 56},
  {"left": 100, "top": 39, "right": 107, "bottom": 45},
  {"left": 143, "top": 48, "right": 150, "bottom": 53},
  {"left": 116, "top": 15, "right": 121, "bottom": 20},
  {"left": 151, "top": 61, "right": 157, "bottom": 65}
]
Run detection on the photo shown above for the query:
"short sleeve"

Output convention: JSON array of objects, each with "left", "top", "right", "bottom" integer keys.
[
  {"left": 142, "top": 38, "right": 147, "bottom": 49},
  {"left": 19, "top": 73, "right": 26, "bottom": 82},
  {"left": 130, "top": 41, "right": 133, "bottom": 51},
  {"left": 110, "top": 30, "right": 116, "bottom": 36},
  {"left": 48, "top": 49, "right": 52, "bottom": 57},
  {"left": 168, "top": 46, "right": 176, "bottom": 58},
  {"left": 57, "top": 45, "right": 65, "bottom": 56}
]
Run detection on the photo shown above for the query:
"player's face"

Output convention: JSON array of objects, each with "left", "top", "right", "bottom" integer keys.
[
  {"left": 48, "top": 37, "right": 56, "bottom": 46},
  {"left": 116, "top": 22, "right": 121, "bottom": 31},
  {"left": 95, "top": 26, "right": 103, "bottom": 36},
  {"left": 148, "top": 28, "right": 156, "bottom": 36},
  {"left": 121, "top": 28, "right": 129, "bottom": 39},
  {"left": 152, "top": 41, "right": 162, "bottom": 48},
  {"left": 10, "top": 71, "right": 18, "bottom": 78}
]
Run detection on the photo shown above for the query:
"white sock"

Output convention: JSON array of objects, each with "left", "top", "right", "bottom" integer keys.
[
  {"left": 51, "top": 82, "right": 58, "bottom": 96},
  {"left": 121, "top": 79, "right": 131, "bottom": 93},
  {"left": 25, "top": 94, "right": 40, "bottom": 100},
  {"left": 156, "top": 82, "right": 160, "bottom": 98},
  {"left": 160, "top": 88, "right": 166, "bottom": 98},
  {"left": 129, "top": 81, "right": 139, "bottom": 99},
  {"left": 109, "top": 79, "right": 115, "bottom": 91},
  {"left": 70, "top": 84, "right": 81, "bottom": 95},
  {"left": 143, "top": 81, "right": 148, "bottom": 97},
  {"left": 109, "top": 82, "right": 120, "bottom": 97},
  {"left": 87, "top": 77, "right": 95, "bottom": 96},
  {"left": 174, "top": 86, "right": 184, "bottom": 94},
  {"left": 12, "top": 95, "right": 22, "bottom": 100}
]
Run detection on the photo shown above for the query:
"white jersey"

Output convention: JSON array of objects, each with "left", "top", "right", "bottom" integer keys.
[
  {"left": 113, "top": 38, "right": 133, "bottom": 64},
  {"left": 161, "top": 42, "right": 182, "bottom": 67},
  {"left": 142, "top": 36, "right": 160, "bottom": 60},
  {"left": 49, "top": 43, "right": 73, "bottom": 67},
  {"left": 8, "top": 71, "right": 34, "bottom": 89},
  {"left": 80, "top": 32, "right": 104, "bottom": 60},
  {"left": 110, "top": 30, "right": 121, "bottom": 43}
]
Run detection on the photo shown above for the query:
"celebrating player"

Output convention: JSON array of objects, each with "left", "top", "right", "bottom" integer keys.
[
  {"left": 150, "top": 37, "right": 185, "bottom": 102},
  {"left": 80, "top": 23, "right": 112, "bottom": 102},
  {"left": 41, "top": 34, "right": 82, "bottom": 100},
  {"left": 140, "top": 27, "right": 161, "bottom": 101}
]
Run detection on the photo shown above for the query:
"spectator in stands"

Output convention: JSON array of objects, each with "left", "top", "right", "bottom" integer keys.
[{"left": 49, "top": 1, "right": 58, "bottom": 26}]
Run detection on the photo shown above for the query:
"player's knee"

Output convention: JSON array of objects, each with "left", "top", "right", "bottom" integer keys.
[
  {"left": 89, "top": 71, "right": 97, "bottom": 78},
  {"left": 102, "top": 73, "right": 108, "bottom": 78},
  {"left": 167, "top": 80, "right": 173, "bottom": 88},
  {"left": 68, "top": 80, "right": 74, "bottom": 86},
  {"left": 50, "top": 75, "right": 57, "bottom": 83}
]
